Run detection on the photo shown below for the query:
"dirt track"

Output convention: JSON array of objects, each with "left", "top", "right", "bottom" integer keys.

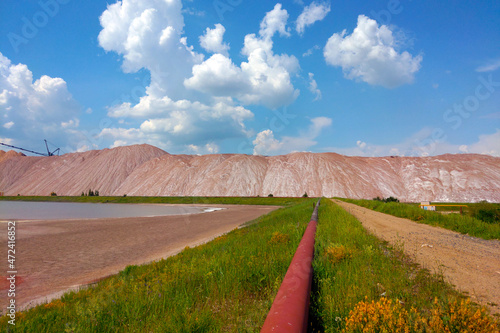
[
  {"left": 0, "top": 204, "right": 279, "bottom": 312},
  {"left": 333, "top": 199, "right": 500, "bottom": 314}
]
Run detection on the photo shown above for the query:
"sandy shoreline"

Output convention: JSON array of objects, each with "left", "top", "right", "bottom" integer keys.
[{"left": 0, "top": 204, "right": 279, "bottom": 313}]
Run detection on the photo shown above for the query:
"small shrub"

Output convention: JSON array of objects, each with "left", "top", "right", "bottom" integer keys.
[
  {"left": 469, "top": 201, "right": 500, "bottom": 224},
  {"left": 385, "top": 196, "right": 399, "bottom": 203},
  {"left": 343, "top": 297, "right": 499, "bottom": 332},
  {"left": 214, "top": 234, "right": 228, "bottom": 243},
  {"left": 427, "top": 298, "right": 499, "bottom": 332},
  {"left": 303, "top": 192, "right": 308, "bottom": 198},
  {"left": 325, "top": 244, "right": 350, "bottom": 264},
  {"left": 44, "top": 300, "right": 64, "bottom": 310},
  {"left": 50, "top": 192, "right": 57, "bottom": 196},
  {"left": 343, "top": 297, "right": 419, "bottom": 333},
  {"left": 268, "top": 232, "right": 289, "bottom": 244},
  {"left": 268, "top": 193, "right": 274, "bottom": 197},
  {"left": 120, "top": 265, "right": 136, "bottom": 278}
]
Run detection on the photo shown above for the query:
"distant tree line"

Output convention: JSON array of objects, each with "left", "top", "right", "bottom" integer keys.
[
  {"left": 373, "top": 196, "right": 399, "bottom": 203},
  {"left": 81, "top": 189, "right": 100, "bottom": 196}
]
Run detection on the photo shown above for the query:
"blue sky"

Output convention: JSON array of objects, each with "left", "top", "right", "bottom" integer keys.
[{"left": 0, "top": 0, "right": 499, "bottom": 157}]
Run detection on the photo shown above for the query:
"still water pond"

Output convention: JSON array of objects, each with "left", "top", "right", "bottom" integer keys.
[{"left": 0, "top": 201, "right": 214, "bottom": 220}]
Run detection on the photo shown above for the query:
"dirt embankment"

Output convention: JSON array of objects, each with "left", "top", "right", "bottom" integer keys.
[
  {"left": 333, "top": 199, "right": 500, "bottom": 314},
  {"left": 0, "top": 204, "right": 279, "bottom": 313}
]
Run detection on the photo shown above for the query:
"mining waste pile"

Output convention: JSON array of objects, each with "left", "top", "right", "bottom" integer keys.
[{"left": 1, "top": 144, "right": 499, "bottom": 202}]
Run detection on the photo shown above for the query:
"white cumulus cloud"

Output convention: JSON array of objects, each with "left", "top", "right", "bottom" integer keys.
[
  {"left": 0, "top": 137, "right": 14, "bottom": 145},
  {"left": 259, "top": 3, "right": 291, "bottom": 38},
  {"left": 183, "top": 54, "right": 250, "bottom": 97},
  {"left": 103, "top": 95, "right": 253, "bottom": 149},
  {"left": 3, "top": 121, "right": 14, "bottom": 129},
  {"left": 187, "top": 142, "right": 220, "bottom": 154},
  {"left": 296, "top": 1, "right": 331, "bottom": 35},
  {"left": 97, "top": 0, "right": 259, "bottom": 152},
  {"left": 98, "top": 0, "right": 203, "bottom": 99},
  {"left": 199, "top": 24, "right": 230, "bottom": 56},
  {"left": 356, "top": 140, "right": 367, "bottom": 149},
  {"left": 100, "top": 128, "right": 146, "bottom": 149},
  {"left": 466, "top": 130, "right": 500, "bottom": 157},
  {"left": 324, "top": 15, "right": 422, "bottom": 88},
  {"left": 252, "top": 130, "right": 282, "bottom": 155},
  {"left": 185, "top": 4, "right": 299, "bottom": 109},
  {"left": 253, "top": 117, "right": 332, "bottom": 155},
  {"left": 0, "top": 52, "right": 83, "bottom": 153}
]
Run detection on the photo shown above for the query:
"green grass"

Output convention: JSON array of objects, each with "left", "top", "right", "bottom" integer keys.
[
  {"left": 407, "top": 201, "right": 500, "bottom": 224},
  {"left": 0, "top": 199, "right": 316, "bottom": 332},
  {"left": 0, "top": 195, "right": 306, "bottom": 206},
  {"left": 338, "top": 198, "right": 500, "bottom": 240},
  {"left": 311, "top": 199, "right": 498, "bottom": 332},
  {"left": 468, "top": 202, "right": 500, "bottom": 224}
]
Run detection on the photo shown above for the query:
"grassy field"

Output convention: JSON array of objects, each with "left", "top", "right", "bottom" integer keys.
[
  {"left": 1, "top": 197, "right": 498, "bottom": 331},
  {"left": 0, "top": 195, "right": 306, "bottom": 206},
  {"left": 339, "top": 198, "right": 500, "bottom": 240},
  {"left": 311, "top": 199, "right": 499, "bottom": 332},
  {"left": 408, "top": 201, "right": 500, "bottom": 224}
]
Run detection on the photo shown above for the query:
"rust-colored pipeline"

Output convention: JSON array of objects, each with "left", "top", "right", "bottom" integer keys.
[{"left": 261, "top": 199, "right": 320, "bottom": 333}]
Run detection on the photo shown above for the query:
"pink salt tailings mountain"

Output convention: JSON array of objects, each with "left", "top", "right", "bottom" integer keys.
[{"left": 1, "top": 144, "right": 499, "bottom": 202}]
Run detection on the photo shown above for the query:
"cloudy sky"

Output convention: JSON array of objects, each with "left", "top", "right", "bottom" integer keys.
[{"left": 0, "top": 0, "right": 499, "bottom": 156}]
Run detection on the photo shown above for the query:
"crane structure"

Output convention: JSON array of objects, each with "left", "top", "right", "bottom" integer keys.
[{"left": 0, "top": 140, "right": 60, "bottom": 157}]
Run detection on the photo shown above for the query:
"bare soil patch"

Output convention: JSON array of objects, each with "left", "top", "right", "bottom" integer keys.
[
  {"left": 0, "top": 204, "right": 278, "bottom": 313},
  {"left": 333, "top": 199, "right": 500, "bottom": 314}
]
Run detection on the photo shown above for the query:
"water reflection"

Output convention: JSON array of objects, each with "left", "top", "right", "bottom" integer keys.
[{"left": 0, "top": 201, "right": 213, "bottom": 220}]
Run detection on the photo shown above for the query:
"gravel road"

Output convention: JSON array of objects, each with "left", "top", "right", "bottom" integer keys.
[{"left": 333, "top": 199, "right": 500, "bottom": 314}]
